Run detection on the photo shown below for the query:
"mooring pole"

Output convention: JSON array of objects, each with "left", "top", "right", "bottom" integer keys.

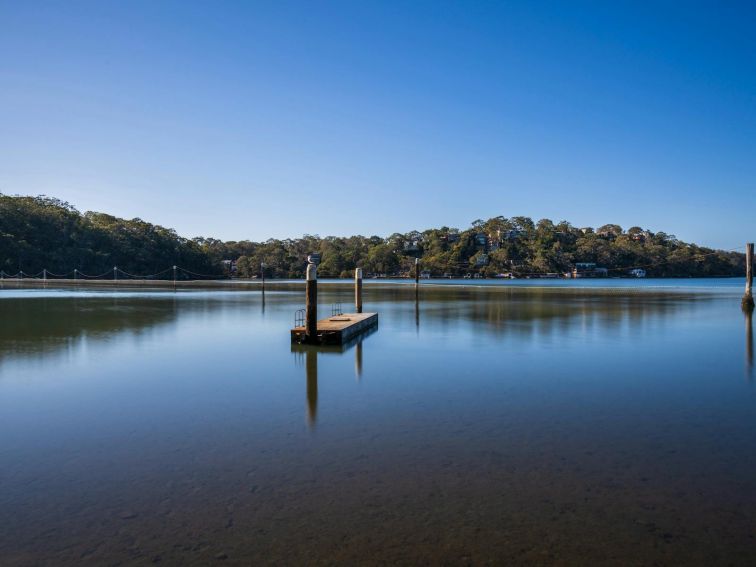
[
  {"left": 113, "top": 266, "right": 118, "bottom": 284},
  {"left": 43, "top": 269, "right": 47, "bottom": 282},
  {"left": 173, "top": 265, "right": 177, "bottom": 291},
  {"left": 414, "top": 257, "right": 420, "bottom": 286},
  {"left": 306, "top": 263, "right": 318, "bottom": 343},
  {"left": 261, "top": 262, "right": 266, "bottom": 292},
  {"left": 74, "top": 268, "right": 78, "bottom": 281},
  {"left": 355, "top": 268, "right": 363, "bottom": 313},
  {"left": 743, "top": 243, "right": 754, "bottom": 311}
]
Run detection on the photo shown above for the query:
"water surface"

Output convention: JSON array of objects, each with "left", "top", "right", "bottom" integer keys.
[{"left": 1, "top": 281, "right": 754, "bottom": 565}]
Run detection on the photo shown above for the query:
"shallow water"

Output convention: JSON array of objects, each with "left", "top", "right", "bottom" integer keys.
[{"left": 1, "top": 281, "right": 754, "bottom": 565}]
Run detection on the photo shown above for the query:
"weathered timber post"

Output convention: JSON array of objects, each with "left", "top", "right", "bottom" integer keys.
[
  {"left": 74, "top": 269, "right": 78, "bottom": 281},
  {"left": 306, "top": 348, "right": 318, "bottom": 426},
  {"left": 355, "top": 268, "right": 363, "bottom": 313},
  {"left": 43, "top": 269, "right": 47, "bottom": 281},
  {"left": 414, "top": 258, "right": 420, "bottom": 286},
  {"left": 113, "top": 266, "right": 118, "bottom": 283},
  {"left": 306, "top": 263, "right": 318, "bottom": 343},
  {"left": 261, "top": 262, "right": 266, "bottom": 293},
  {"left": 173, "top": 265, "right": 177, "bottom": 291},
  {"left": 743, "top": 243, "right": 754, "bottom": 311}
]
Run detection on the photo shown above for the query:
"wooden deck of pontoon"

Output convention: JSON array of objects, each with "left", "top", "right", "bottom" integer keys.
[{"left": 291, "top": 312, "right": 378, "bottom": 345}]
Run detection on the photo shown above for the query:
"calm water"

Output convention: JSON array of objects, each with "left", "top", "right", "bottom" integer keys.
[{"left": 1, "top": 280, "right": 755, "bottom": 565}]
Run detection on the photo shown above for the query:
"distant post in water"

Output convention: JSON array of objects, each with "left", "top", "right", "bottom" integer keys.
[
  {"left": 306, "top": 262, "right": 318, "bottom": 343},
  {"left": 173, "top": 265, "right": 177, "bottom": 291},
  {"left": 43, "top": 269, "right": 47, "bottom": 282},
  {"left": 355, "top": 268, "right": 363, "bottom": 313},
  {"left": 744, "top": 243, "right": 754, "bottom": 311},
  {"left": 113, "top": 266, "right": 118, "bottom": 283},
  {"left": 74, "top": 269, "right": 78, "bottom": 281},
  {"left": 414, "top": 258, "right": 420, "bottom": 286},
  {"left": 261, "top": 262, "right": 266, "bottom": 292}
]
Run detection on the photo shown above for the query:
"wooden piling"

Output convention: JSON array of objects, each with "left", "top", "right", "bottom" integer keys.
[
  {"left": 306, "top": 263, "right": 318, "bottom": 342},
  {"left": 355, "top": 268, "right": 363, "bottom": 313},
  {"left": 261, "top": 262, "right": 266, "bottom": 293},
  {"left": 743, "top": 243, "right": 754, "bottom": 311},
  {"left": 414, "top": 258, "right": 420, "bottom": 285}
]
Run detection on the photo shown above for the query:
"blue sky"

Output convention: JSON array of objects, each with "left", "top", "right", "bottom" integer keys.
[{"left": 1, "top": 0, "right": 754, "bottom": 249}]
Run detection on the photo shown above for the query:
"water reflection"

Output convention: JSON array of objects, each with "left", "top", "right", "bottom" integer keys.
[
  {"left": 306, "top": 349, "right": 317, "bottom": 426},
  {"left": 747, "top": 308, "right": 754, "bottom": 378},
  {"left": 355, "top": 341, "right": 363, "bottom": 380},
  {"left": 292, "top": 329, "right": 376, "bottom": 426},
  {"left": 0, "top": 296, "right": 179, "bottom": 366},
  {"left": 415, "top": 289, "right": 420, "bottom": 332},
  {"left": 3, "top": 284, "right": 756, "bottom": 565}
]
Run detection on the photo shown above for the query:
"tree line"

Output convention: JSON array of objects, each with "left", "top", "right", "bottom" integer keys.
[{"left": 0, "top": 194, "right": 745, "bottom": 278}]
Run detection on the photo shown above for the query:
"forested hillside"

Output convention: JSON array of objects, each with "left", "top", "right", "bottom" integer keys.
[
  {"left": 0, "top": 194, "right": 745, "bottom": 278},
  {"left": 0, "top": 195, "right": 219, "bottom": 277}
]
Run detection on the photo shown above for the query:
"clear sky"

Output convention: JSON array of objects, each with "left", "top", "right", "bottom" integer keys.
[{"left": 1, "top": 1, "right": 754, "bottom": 249}]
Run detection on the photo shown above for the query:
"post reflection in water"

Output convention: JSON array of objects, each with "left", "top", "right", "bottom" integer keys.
[
  {"left": 355, "top": 340, "right": 363, "bottom": 381},
  {"left": 293, "top": 329, "right": 376, "bottom": 427},
  {"left": 746, "top": 308, "right": 754, "bottom": 378},
  {"left": 306, "top": 349, "right": 317, "bottom": 426},
  {"left": 415, "top": 288, "right": 420, "bottom": 333}
]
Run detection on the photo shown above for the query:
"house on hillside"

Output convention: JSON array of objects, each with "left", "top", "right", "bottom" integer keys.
[
  {"left": 570, "top": 262, "right": 608, "bottom": 278},
  {"left": 504, "top": 229, "right": 524, "bottom": 240}
]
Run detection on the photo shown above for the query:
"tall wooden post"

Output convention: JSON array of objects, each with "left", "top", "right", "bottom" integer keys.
[
  {"left": 355, "top": 268, "right": 363, "bottom": 313},
  {"left": 306, "top": 263, "right": 318, "bottom": 343},
  {"left": 173, "top": 265, "right": 177, "bottom": 291},
  {"left": 414, "top": 258, "right": 420, "bottom": 286},
  {"left": 743, "top": 243, "right": 754, "bottom": 311},
  {"left": 113, "top": 266, "right": 118, "bottom": 283},
  {"left": 261, "top": 262, "right": 266, "bottom": 293}
]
